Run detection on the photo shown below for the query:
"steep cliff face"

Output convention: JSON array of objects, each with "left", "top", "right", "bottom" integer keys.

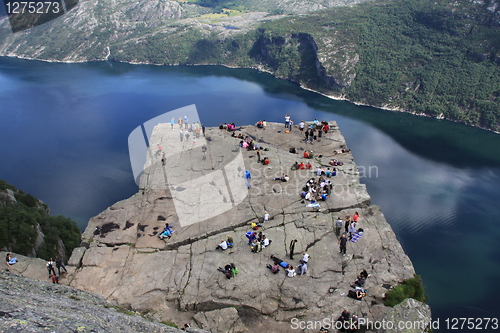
[{"left": 57, "top": 122, "right": 424, "bottom": 332}]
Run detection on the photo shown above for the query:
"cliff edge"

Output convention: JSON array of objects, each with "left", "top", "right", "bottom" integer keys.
[{"left": 3, "top": 121, "right": 427, "bottom": 332}]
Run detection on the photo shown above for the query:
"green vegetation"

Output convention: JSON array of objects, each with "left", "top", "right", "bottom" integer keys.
[
  {"left": 0, "top": 180, "right": 81, "bottom": 261},
  {"left": 160, "top": 319, "right": 179, "bottom": 328},
  {"left": 3, "top": 0, "right": 498, "bottom": 131},
  {"left": 251, "top": 0, "right": 500, "bottom": 131},
  {"left": 384, "top": 275, "right": 428, "bottom": 307}
]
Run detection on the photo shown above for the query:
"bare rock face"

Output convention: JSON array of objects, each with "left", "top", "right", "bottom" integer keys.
[
  {"left": 0, "top": 270, "right": 209, "bottom": 333},
  {"left": 8, "top": 122, "right": 420, "bottom": 332},
  {"left": 381, "top": 298, "right": 432, "bottom": 333}
]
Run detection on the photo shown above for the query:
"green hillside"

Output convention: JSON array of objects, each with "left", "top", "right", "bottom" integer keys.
[
  {"left": 0, "top": 180, "right": 81, "bottom": 261},
  {"left": 0, "top": 0, "right": 498, "bottom": 131}
]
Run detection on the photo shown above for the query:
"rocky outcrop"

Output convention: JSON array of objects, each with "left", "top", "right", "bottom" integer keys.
[
  {"left": 3, "top": 122, "right": 423, "bottom": 332},
  {"left": 381, "top": 298, "right": 432, "bottom": 333},
  {"left": 0, "top": 270, "right": 209, "bottom": 333}
]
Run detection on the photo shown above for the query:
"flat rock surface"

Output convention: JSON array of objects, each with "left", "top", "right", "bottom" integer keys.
[{"left": 5, "top": 122, "right": 418, "bottom": 332}]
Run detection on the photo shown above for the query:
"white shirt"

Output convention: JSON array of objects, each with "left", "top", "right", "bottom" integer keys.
[
  {"left": 302, "top": 253, "right": 310, "bottom": 263},
  {"left": 264, "top": 213, "right": 270, "bottom": 221},
  {"left": 219, "top": 241, "right": 228, "bottom": 250},
  {"left": 262, "top": 238, "right": 270, "bottom": 247}
]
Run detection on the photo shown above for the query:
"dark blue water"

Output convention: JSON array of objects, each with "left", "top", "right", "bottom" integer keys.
[{"left": 1, "top": 57, "right": 499, "bottom": 331}]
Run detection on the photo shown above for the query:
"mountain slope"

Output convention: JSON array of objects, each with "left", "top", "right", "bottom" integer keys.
[{"left": 0, "top": 0, "right": 498, "bottom": 131}]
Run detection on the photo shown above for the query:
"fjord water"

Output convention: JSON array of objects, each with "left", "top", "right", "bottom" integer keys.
[{"left": 1, "top": 57, "right": 499, "bottom": 331}]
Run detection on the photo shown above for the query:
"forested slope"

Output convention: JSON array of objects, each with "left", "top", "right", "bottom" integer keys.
[
  {"left": 0, "top": 0, "right": 498, "bottom": 131},
  {"left": 0, "top": 180, "right": 81, "bottom": 260}
]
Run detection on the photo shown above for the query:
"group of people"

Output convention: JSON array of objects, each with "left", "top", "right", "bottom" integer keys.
[
  {"left": 291, "top": 161, "right": 312, "bottom": 170},
  {"left": 300, "top": 176, "right": 333, "bottom": 202},
  {"left": 219, "top": 122, "right": 237, "bottom": 131},
  {"left": 301, "top": 120, "right": 330, "bottom": 143},
  {"left": 217, "top": 263, "right": 238, "bottom": 279},
  {"left": 245, "top": 217, "right": 272, "bottom": 253},
  {"left": 216, "top": 235, "right": 234, "bottom": 250},
  {"left": 267, "top": 252, "right": 309, "bottom": 278},
  {"left": 256, "top": 120, "right": 267, "bottom": 129},
  {"left": 46, "top": 257, "right": 67, "bottom": 284},
  {"left": 335, "top": 212, "right": 364, "bottom": 255},
  {"left": 173, "top": 117, "right": 204, "bottom": 136}
]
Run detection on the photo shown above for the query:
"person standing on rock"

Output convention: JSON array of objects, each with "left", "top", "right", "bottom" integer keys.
[
  {"left": 289, "top": 119, "right": 293, "bottom": 131},
  {"left": 339, "top": 234, "right": 348, "bottom": 255},
  {"left": 256, "top": 147, "right": 262, "bottom": 163},
  {"left": 170, "top": 118, "right": 175, "bottom": 130},
  {"left": 46, "top": 258, "right": 56, "bottom": 278},
  {"left": 352, "top": 211, "right": 359, "bottom": 224},
  {"left": 335, "top": 217, "right": 343, "bottom": 237},
  {"left": 55, "top": 257, "right": 67, "bottom": 275},
  {"left": 344, "top": 216, "right": 351, "bottom": 235},
  {"left": 263, "top": 211, "right": 269, "bottom": 223},
  {"left": 284, "top": 114, "right": 290, "bottom": 128},
  {"left": 289, "top": 239, "right": 297, "bottom": 260}
]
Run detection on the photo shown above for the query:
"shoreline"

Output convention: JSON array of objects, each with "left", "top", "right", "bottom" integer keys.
[{"left": 1, "top": 54, "right": 497, "bottom": 134}]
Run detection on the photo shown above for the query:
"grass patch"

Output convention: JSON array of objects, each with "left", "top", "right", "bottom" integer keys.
[
  {"left": 384, "top": 275, "right": 427, "bottom": 307},
  {"left": 161, "top": 319, "right": 178, "bottom": 328}
]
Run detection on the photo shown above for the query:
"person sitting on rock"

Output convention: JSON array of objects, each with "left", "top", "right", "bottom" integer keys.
[
  {"left": 226, "top": 235, "right": 234, "bottom": 248},
  {"left": 266, "top": 262, "right": 280, "bottom": 274},
  {"left": 251, "top": 221, "right": 262, "bottom": 230},
  {"left": 298, "top": 162, "right": 305, "bottom": 170},
  {"left": 216, "top": 239, "right": 228, "bottom": 250},
  {"left": 291, "top": 161, "right": 299, "bottom": 170},
  {"left": 217, "top": 264, "right": 233, "bottom": 279},
  {"left": 306, "top": 162, "right": 312, "bottom": 170},
  {"left": 274, "top": 173, "right": 290, "bottom": 182},
  {"left": 303, "top": 151, "right": 310, "bottom": 159},
  {"left": 251, "top": 239, "right": 262, "bottom": 253},
  {"left": 261, "top": 157, "right": 270, "bottom": 165},
  {"left": 261, "top": 235, "right": 271, "bottom": 248},
  {"left": 246, "top": 231, "right": 257, "bottom": 244},
  {"left": 348, "top": 288, "right": 366, "bottom": 300},
  {"left": 296, "top": 262, "right": 308, "bottom": 276},
  {"left": 350, "top": 276, "right": 366, "bottom": 288},
  {"left": 359, "top": 269, "right": 369, "bottom": 279},
  {"left": 50, "top": 274, "right": 59, "bottom": 284},
  {"left": 158, "top": 223, "right": 174, "bottom": 239},
  {"left": 230, "top": 263, "right": 238, "bottom": 277},
  {"left": 285, "top": 265, "right": 296, "bottom": 277}
]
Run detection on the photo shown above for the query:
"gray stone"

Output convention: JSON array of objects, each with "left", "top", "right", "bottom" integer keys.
[
  {"left": 381, "top": 298, "right": 432, "bottom": 333},
  {"left": 0, "top": 270, "right": 210, "bottom": 333},
  {"left": 193, "top": 307, "right": 247, "bottom": 333},
  {"left": 67, "top": 246, "right": 87, "bottom": 267},
  {"left": 5, "top": 123, "right": 420, "bottom": 333}
]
